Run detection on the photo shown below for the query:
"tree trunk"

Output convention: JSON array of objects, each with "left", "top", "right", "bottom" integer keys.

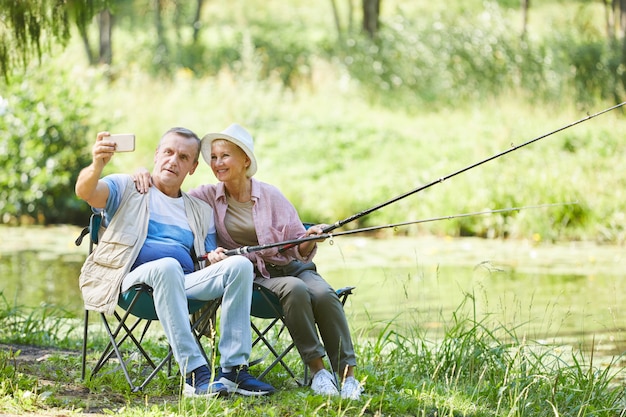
[
  {"left": 621, "top": 0, "right": 626, "bottom": 34},
  {"left": 619, "top": 0, "right": 626, "bottom": 103},
  {"left": 154, "top": 0, "right": 170, "bottom": 70},
  {"left": 604, "top": 0, "right": 614, "bottom": 40},
  {"left": 521, "top": 0, "right": 530, "bottom": 40},
  {"left": 77, "top": 25, "right": 96, "bottom": 65},
  {"left": 192, "top": 0, "right": 205, "bottom": 44},
  {"left": 98, "top": 9, "right": 112, "bottom": 65},
  {"left": 329, "top": 0, "right": 342, "bottom": 42},
  {"left": 348, "top": 0, "right": 354, "bottom": 33},
  {"left": 362, "top": 0, "right": 380, "bottom": 38}
]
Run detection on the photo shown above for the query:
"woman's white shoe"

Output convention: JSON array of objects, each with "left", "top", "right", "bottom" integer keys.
[
  {"left": 340, "top": 376, "right": 363, "bottom": 400},
  {"left": 311, "top": 369, "right": 339, "bottom": 396}
]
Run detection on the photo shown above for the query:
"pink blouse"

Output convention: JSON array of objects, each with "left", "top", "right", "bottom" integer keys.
[{"left": 188, "top": 178, "right": 316, "bottom": 278}]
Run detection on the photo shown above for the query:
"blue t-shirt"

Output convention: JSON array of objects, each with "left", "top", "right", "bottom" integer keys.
[{"left": 102, "top": 174, "right": 216, "bottom": 274}]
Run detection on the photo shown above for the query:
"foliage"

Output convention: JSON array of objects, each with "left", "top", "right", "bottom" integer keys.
[
  {"left": 327, "top": 3, "right": 612, "bottom": 110},
  {"left": 84, "top": 0, "right": 621, "bottom": 105},
  {"left": 2, "top": 0, "right": 626, "bottom": 241},
  {"left": 2, "top": 0, "right": 623, "bottom": 106},
  {"left": 119, "top": 16, "right": 316, "bottom": 87},
  {"left": 0, "top": 65, "right": 95, "bottom": 225},
  {"left": 1, "top": 294, "right": 624, "bottom": 416},
  {"left": 0, "top": 0, "right": 109, "bottom": 79}
]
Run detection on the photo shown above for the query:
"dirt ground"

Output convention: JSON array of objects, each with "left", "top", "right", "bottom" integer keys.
[{"left": 0, "top": 343, "right": 137, "bottom": 416}]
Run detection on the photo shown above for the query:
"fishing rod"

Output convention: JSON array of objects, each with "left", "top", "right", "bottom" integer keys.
[
  {"left": 207, "top": 202, "right": 574, "bottom": 257},
  {"left": 321, "top": 102, "right": 624, "bottom": 234},
  {"left": 278, "top": 102, "right": 624, "bottom": 253}
]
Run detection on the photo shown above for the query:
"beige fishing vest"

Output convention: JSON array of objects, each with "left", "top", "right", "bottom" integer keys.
[{"left": 78, "top": 176, "right": 212, "bottom": 315}]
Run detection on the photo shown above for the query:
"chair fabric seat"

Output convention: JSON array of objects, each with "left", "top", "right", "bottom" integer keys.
[
  {"left": 118, "top": 286, "right": 208, "bottom": 321},
  {"left": 250, "top": 286, "right": 283, "bottom": 319}
]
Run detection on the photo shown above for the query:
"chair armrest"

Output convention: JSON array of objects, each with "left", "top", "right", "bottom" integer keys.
[{"left": 336, "top": 286, "right": 356, "bottom": 297}]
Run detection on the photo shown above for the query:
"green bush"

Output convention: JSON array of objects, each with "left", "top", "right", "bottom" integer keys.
[
  {"left": 123, "top": 13, "right": 317, "bottom": 87},
  {"left": 328, "top": 2, "right": 619, "bottom": 110},
  {"left": 0, "top": 66, "right": 94, "bottom": 225}
]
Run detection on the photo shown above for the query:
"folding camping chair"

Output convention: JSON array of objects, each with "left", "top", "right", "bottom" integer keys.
[
  {"left": 75, "top": 213, "right": 221, "bottom": 392},
  {"left": 249, "top": 282, "right": 355, "bottom": 385}
]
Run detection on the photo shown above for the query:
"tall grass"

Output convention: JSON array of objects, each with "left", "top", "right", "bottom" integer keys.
[
  {"left": 1, "top": 293, "right": 624, "bottom": 416},
  {"left": 0, "top": 291, "right": 79, "bottom": 350}
]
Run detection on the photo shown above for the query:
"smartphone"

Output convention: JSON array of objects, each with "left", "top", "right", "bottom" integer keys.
[{"left": 109, "top": 133, "right": 135, "bottom": 152}]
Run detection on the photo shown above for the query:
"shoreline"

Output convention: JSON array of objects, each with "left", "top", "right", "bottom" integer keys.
[{"left": 2, "top": 225, "right": 625, "bottom": 276}]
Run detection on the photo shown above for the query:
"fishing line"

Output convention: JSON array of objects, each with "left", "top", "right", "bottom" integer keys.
[
  {"left": 322, "top": 103, "right": 624, "bottom": 234},
  {"left": 277, "top": 102, "right": 624, "bottom": 253},
  {"left": 210, "top": 202, "right": 575, "bottom": 257}
]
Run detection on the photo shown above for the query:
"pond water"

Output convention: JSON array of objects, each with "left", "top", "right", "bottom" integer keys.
[
  {"left": 1, "top": 225, "right": 626, "bottom": 363},
  {"left": 318, "top": 235, "right": 626, "bottom": 359}
]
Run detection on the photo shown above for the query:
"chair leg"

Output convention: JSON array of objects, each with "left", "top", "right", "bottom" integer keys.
[
  {"left": 82, "top": 289, "right": 221, "bottom": 392},
  {"left": 137, "top": 299, "right": 220, "bottom": 391},
  {"left": 190, "top": 304, "right": 217, "bottom": 364},
  {"left": 81, "top": 310, "right": 89, "bottom": 381},
  {"left": 98, "top": 311, "right": 139, "bottom": 391},
  {"left": 250, "top": 286, "right": 307, "bottom": 384},
  {"left": 92, "top": 312, "right": 155, "bottom": 375},
  {"left": 251, "top": 320, "right": 299, "bottom": 382},
  {"left": 89, "top": 292, "right": 161, "bottom": 392},
  {"left": 250, "top": 285, "right": 357, "bottom": 386},
  {"left": 98, "top": 291, "right": 160, "bottom": 372},
  {"left": 303, "top": 363, "right": 310, "bottom": 386}
]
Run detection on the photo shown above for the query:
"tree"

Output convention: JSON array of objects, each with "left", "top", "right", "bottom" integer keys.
[
  {"left": 0, "top": 0, "right": 108, "bottom": 80},
  {"left": 327, "top": 0, "right": 379, "bottom": 41},
  {"left": 521, "top": 0, "right": 530, "bottom": 40},
  {"left": 0, "top": 67, "right": 94, "bottom": 225},
  {"left": 77, "top": 6, "right": 113, "bottom": 65},
  {"left": 153, "top": 0, "right": 208, "bottom": 75},
  {"left": 604, "top": 0, "right": 626, "bottom": 40},
  {"left": 362, "top": 0, "right": 380, "bottom": 38},
  {"left": 603, "top": 0, "right": 626, "bottom": 101},
  {"left": 1, "top": 1, "right": 209, "bottom": 79}
]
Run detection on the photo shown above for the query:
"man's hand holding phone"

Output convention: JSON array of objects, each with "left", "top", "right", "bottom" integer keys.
[
  {"left": 109, "top": 133, "right": 135, "bottom": 152},
  {"left": 92, "top": 132, "right": 136, "bottom": 169}
]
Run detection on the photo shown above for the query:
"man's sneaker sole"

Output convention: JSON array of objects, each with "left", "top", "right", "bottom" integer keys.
[
  {"left": 218, "top": 378, "right": 274, "bottom": 396},
  {"left": 183, "top": 383, "right": 230, "bottom": 398}
]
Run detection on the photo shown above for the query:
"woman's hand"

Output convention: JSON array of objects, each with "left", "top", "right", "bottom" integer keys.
[
  {"left": 132, "top": 167, "right": 152, "bottom": 194},
  {"left": 304, "top": 224, "right": 329, "bottom": 242},
  {"left": 298, "top": 224, "right": 329, "bottom": 257}
]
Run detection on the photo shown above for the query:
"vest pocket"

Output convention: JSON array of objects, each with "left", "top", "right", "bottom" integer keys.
[
  {"left": 79, "top": 262, "right": 119, "bottom": 312},
  {"left": 93, "top": 230, "right": 138, "bottom": 268}
]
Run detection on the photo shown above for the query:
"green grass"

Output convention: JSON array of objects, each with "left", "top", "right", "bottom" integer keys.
[
  {"left": 1, "top": 292, "right": 624, "bottom": 416},
  {"left": 0, "top": 292, "right": 80, "bottom": 350}
]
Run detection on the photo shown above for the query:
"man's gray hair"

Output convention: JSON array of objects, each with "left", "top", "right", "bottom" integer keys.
[{"left": 160, "top": 127, "right": 201, "bottom": 162}]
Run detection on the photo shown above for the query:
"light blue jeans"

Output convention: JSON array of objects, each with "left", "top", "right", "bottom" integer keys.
[{"left": 121, "top": 255, "right": 253, "bottom": 374}]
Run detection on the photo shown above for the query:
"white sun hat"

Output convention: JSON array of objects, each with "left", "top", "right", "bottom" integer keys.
[{"left": 200, "top": 123, "right": 257, "bottom": 177}]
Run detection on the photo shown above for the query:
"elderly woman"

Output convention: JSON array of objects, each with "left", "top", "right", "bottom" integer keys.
[{"left": 189, "top": 123, "right": 363, "bottom": 400}]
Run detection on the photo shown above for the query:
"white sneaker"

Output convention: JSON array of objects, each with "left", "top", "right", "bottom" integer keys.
[
  {"left": 340, "top": 376, "right": 363, "bottom": 400},
  {"left": 311, "top": 369, "right": 339, "bottom": 396}
]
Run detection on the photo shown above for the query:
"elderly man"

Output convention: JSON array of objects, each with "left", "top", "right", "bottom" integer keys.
[{"left": 75, "top": 127, "right": 274, "bottom": 397}]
